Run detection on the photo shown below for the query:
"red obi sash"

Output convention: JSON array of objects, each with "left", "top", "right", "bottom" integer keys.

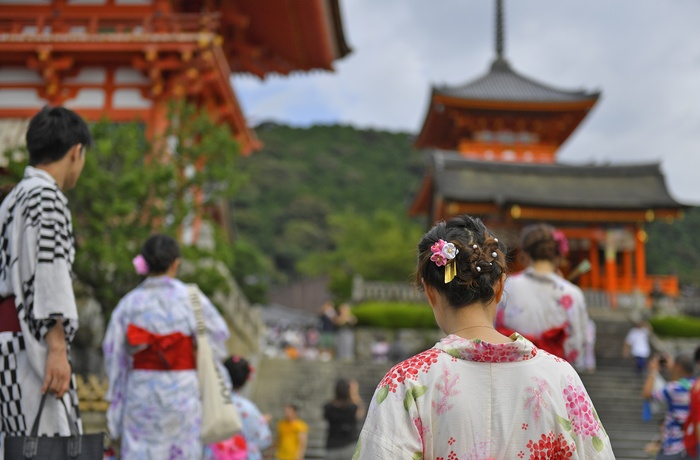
[
  {"left": 126, "top": 324, "right": 195, "bottom": 371},
  {"left": 0, "top": 296, "right": 20, "bottom": 333},
  {"left": 496, "top": 324, "right": 569, "bottom": 361}
]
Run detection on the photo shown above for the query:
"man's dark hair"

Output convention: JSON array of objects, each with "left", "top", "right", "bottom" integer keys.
[{"left": 26, "top": 106, "right": 92, "bottom": 166}]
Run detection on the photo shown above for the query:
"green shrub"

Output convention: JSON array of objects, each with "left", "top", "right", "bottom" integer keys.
[
  {"left": 352, "top": 302, "right": 438, "bottom": 329},
  {"left": 649, "top": 315, "right": 700, "bottom": 338}
]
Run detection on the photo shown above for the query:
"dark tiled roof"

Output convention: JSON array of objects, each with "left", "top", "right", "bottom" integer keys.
[
  {"left": 430, "top": 150, "right": 684, "bottom": 209},
  {"left": 435, "top": 59, "right": 600, "bottom": 103}
]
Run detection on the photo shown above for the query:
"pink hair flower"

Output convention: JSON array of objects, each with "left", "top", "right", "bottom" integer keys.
[
  {"left": 430, "top": 239, "right": 459, "bottom": 267},
  {"left": 132, "top": 254, "right": 149, "bottom": 275},
  {"left": 552, "top": 230, "right": 569, "bottom": 255}
]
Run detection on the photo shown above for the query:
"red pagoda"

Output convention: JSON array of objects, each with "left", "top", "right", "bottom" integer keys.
[{"left": 410, "top": 0, "right": 685, "bottom": 302}]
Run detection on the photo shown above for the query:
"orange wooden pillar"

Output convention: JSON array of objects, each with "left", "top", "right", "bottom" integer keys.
[
  {"left": 635, "top": 227, "right": 647, "bottom": 292},
  {"left": 605, "top": 231, "right": 617, "bottom": 309}
]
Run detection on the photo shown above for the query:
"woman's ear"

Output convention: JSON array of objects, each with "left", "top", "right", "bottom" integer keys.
[
  {"left": 424, "top": 283, "right": 439, "bottom": 310},
  {"left": 494, "top": 273, "right": 507, "bottom": 304}
]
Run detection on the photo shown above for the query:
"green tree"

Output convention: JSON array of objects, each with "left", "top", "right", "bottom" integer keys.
[
  {"left": 1, "top": 102, "right": 245, "bottom": 313},
  {"left": 298, "top": 210, "right": 424, "bottom": 300},
  {"left": 647, "top": 208, "right": 700, "bottom": 287}
]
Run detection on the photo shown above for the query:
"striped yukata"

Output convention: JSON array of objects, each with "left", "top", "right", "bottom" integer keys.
[
  {"left": 0, "top": 166, "right": 81, "bottom": 460},
  {"left": 652, "top": 376, "right": 695, "bottom": 458}
]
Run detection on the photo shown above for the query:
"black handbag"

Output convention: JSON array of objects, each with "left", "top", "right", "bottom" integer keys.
[{"left": 3, "top": 391, "right": 104, "bottom": 459}]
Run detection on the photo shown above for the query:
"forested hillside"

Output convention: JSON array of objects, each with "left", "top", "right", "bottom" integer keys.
[
  {"left": 229, "top": 123, "right": 700, "bottom": 302},
  {"left": 229, "top": 123, "right": 427, "bottom": 301},
  {"left": 647, "top": 207, "right": 700, "bottom": 289}
]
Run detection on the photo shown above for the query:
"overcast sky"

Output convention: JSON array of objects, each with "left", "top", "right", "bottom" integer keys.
[{"left": 232, "top": 0, "right": 700, "bottom": 204}]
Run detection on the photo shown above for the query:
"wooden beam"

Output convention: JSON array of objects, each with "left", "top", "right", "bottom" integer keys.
[
  {"left": 443, "top": 201, "right": 501, "bottom": 219},
  {"left": 433, "top": 94, "right": 598, "bottom": 113},
  {"left": 508, "top": 205, "right": 682, "bottom": 223}
]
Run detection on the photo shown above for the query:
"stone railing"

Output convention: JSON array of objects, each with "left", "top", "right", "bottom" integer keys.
[
  {"left": 75, "top": 374, "right": 109, "bottom": 433},
  {"left": 351, "top": 275, "right": 427, "bottom": 304},
  {"left": 182, "top": 258, "right": 267, "bottom": 357}
]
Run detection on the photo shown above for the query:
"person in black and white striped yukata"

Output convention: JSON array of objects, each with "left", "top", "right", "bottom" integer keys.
[{"left": 0, "top": 106, "right": 91, "bottom": 460}]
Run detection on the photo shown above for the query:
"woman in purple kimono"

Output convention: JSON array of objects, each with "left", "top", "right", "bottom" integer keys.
[{"left": 103, "top": 234, "right": 230, "bottom": 459}]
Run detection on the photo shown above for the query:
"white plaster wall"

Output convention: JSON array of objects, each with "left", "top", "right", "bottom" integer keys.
[
  {"left": 112, "top": 89, "right": 152, "bottom": 109},
  {"left": 0, "top": 89, "right": 45, "bottom": 108},
  {"left": 64, "top": 89, "right": 105, "bottom": 109},
  {"left": 0, "top": 68, "right": 43, "bottom": 84}
]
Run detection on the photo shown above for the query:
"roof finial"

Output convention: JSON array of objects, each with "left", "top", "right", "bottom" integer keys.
[{"left": 496, "top": 0, "right": 504, "bottom": 60}]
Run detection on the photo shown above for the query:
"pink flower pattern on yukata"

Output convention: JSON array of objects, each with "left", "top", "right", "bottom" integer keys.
[
  {"left": 540, "top": 349, "right": 566, "bottom": 364},
  {"left": 558, "top": 294, "right": 574, "bottom": 311},
  {"left": 562, "top": 375, "right": 600, "bottom": 437},
  {"left": 451, "top": 337, "right": 536, "bottom": 363},
  {"left": 433, "top": 367, "right": 460, "bottom": 415},
  {"left": 378, "top": 348, "right": 441, "bottom": 393},
  {"left": 464, "top": 437, "right": 493, "bottom": 460},
  {"left": 526, "top": 432, "right": 575, "bottom": 459},
  {"left": 414, "top": 416, "right": 430, "bottom": 445},
  {"left": 524, "top": 377, "right": 552, "bottom": 422}
]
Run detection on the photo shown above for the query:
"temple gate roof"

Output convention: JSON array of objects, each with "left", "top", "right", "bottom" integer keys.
[{"left": 429, "top": 150, "right": 683, "bottom": 210}]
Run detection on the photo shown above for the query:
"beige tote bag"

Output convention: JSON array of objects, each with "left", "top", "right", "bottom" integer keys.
[{"left": 187, "top": 284, "right": 242, "bottom": 445}]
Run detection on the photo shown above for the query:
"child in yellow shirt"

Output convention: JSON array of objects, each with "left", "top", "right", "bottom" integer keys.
[{"left": 275, "top": 404, "right": 308, "bottom": 460}]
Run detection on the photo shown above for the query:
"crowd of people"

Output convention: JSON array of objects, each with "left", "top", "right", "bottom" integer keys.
[
  {"left": 261, "top": 301, "right": 361, "bottom": 362},
  {"left": 0, "top": 105, "right": 683, "bottom": 459}
]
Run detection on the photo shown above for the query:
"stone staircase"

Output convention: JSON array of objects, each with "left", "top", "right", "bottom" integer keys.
[
  {"left": 583, "top": 307, "right": 664, "bottom": 460},
  {"left": 250, "top": 307, "right": 666, "bottom": 459},
  {"left": 249, "top": 357, "right": 393, "bottom": 459}
]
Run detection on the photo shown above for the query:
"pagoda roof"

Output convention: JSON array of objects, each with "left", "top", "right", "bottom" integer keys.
[
  {"left": 429, "top": 150, "right": 684, "bottom": 210},
  {"left": 434, "top": 59, "right": 600, "bottom": 105}
]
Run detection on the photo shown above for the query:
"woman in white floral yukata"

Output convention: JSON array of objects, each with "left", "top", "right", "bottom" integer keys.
[
  {"left": 495, "top": 223, "right": 591, "bottom": 370},
  {"left": 355, "top": 215, "right": 613, "bottom": 459}
]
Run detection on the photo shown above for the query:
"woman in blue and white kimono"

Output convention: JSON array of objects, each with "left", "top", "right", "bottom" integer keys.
[{"left": 103, "top": 234, "right": 230, "bottom": 459}]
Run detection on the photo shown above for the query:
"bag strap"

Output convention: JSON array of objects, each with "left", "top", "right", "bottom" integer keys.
[
  {"left": 25, "top": 391, "right": 82, "bottom": 458},
  {"left": 187, "top": 284, "right": 207, "bottom": 338}
]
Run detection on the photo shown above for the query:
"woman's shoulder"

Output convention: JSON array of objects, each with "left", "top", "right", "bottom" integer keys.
[
  {"left": 117, "top": 282, "right": 148, "bottom": 305},
  {"left": 529, "top": 348, "right": 585, "bottom": 382}
]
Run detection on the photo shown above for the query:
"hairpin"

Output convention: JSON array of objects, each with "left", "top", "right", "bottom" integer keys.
[
  {"left": 132, "top": 254, "right": 149, "bottom": 275},
  {"left": 491, "top": 251, "right": 498, "bottom": 258},
  {"left": 552, "top": 230, "right": 569, "bottom": 255},
  {"left": 494, "top": 238, "right": 498, "bottom": 243},
  {"left": 431, "top": 239, "right": 459, "bottom": 283},
  {"left": 472, "top": 244, "right": 478, "bottom": 249},
  {"left": 476, "top": 266, "right": 481, "bottom": 272}
]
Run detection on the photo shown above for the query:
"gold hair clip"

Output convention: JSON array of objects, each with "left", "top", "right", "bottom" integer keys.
[{"left": 445, "top": 260, "right": 457, "bottom": 283}]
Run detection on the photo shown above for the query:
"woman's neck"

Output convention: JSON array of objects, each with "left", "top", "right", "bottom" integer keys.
[
  {"left": 442, "top": 302, "right": 512, "bottom": 344},
  {"left": 531, "top": 259, "right": 556, "bottom": 275}
]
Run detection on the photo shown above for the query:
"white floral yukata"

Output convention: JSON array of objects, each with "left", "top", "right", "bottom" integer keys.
[
  {"left": 356, "top": 334, "right": 614, "bottom": 460},
  {"left": 103, "top": 276, "right": 230, "bottom": 460},
  {"left": 497, "top": 268, "right": 591, "bottom": 369}
]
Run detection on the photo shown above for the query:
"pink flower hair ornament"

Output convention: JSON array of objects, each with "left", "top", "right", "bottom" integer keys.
[
  {"left": 430, "top": 239, "right": 459, "bottom": 283},
  {"left": 552, "top": 230, "right": 569, "bottom": 256},
  {"left": 132, "top": 254, "right": 149, "bottom": 275},
  {"left": 430, "top": 239, "right": 458, "bottom": 266}
]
